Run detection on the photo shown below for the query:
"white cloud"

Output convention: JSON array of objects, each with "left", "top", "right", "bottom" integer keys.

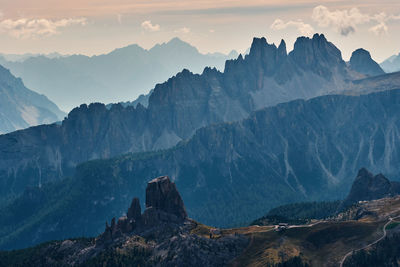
[
  {"left": 270, "top": 19, "right": 314, "bottom": 36},
  {"left": 369, "top": 22, "right": 388, "bottom": 35},
  {"left": 312, "top": 6, "right": 367, "bottom": 36},
  {"left": 141, "top": 20, "right": 160, "bottom": 32},
  {"left": 175, "top": 27, "right": 190, "bottom": 34},
  {"left": 312, "top": 5, "right": 400, "bottom": 36},
  {"left": 0, "top": 17, "right": 87, "bottom": 39}
]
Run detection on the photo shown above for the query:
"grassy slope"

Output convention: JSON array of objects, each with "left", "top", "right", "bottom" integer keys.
[
  {"left": 231, "top": 196, "right": 400, "bottom": 266},
  {"left": 230, "top": 221, "right": 384, "bottom": 266}
]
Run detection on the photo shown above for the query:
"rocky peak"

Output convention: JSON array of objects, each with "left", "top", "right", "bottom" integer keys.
[
  {"left": 340, "top": 168, "right": 400, "bottom": 210},
  {"left": 277, "top": 39, "right": 287, "bottom": 58},
  {"left": 290, "top": 33, "right": 345, "bottom": 78},
  {"left": 127, "top": 197, "right": 141, "bottom": 221},
  {"left": 246, "top": 37, "right": 286, "bottom": 75},
  {"left": 145, "top": 176, "right": 187, "bottom": 220},
  {"left": 349, "top": 48, "right": 385, "bottom": 77},
  {"left": 98, "top": 176, "right": 187, "bottom": 244}
]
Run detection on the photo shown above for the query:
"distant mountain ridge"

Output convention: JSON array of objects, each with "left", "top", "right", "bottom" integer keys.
[
  {"left": 0, "top": 34, "right": 394, "bottom": 204},
  {"left": 381, "top": 53, "right": 400, "bottom": 73},
  {"left": 0, "top": 52, "right": 66, "bottom": 62},
  {"left": 0, "top": 65, "right": 65, "bottom": 134},
  {"left": 0, "top": 38, "right": 238, "bottom": 111}
]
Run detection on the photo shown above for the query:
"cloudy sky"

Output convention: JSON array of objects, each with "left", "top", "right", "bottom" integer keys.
[{"left": 0, "top": 0, "right": 399, "bottom": 62}]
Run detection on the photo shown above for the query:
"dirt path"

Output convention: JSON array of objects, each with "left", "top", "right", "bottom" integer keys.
[{"left": 339, "top": 215, "right": 400, "bottom": 267}]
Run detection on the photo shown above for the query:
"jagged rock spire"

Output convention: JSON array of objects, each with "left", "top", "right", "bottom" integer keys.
[
  {"left": 127, "top": 197, "right": 141, "bottom": 221},
  {"left": 339, "top": 168, "right": 400, "bottom": 211},
  {"left": 97, "top": 176, "right": 188, "bottom": 245},
  {"left": 145, "top": 176, "right": 187, "bottom": 220}
]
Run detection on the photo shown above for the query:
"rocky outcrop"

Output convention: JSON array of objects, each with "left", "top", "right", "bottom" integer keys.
[
  {"left": 340, "top": 168, "right": 400, "bottom": 210},
  {"left": 349, "top": 48, "right": 385, "bottom": 77},
  {"left": 144, "top": 176, "right": 187, "bottom": 221},
  {"left": 127, "top": 197, "right": 141, "bottom": 221},
  {"left": 98, "top": 176, "right": 187, "bottom": 244}
]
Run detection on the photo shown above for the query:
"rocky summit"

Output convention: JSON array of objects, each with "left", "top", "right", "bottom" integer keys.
[
  {"left": 98, "top": 176, "right": 188, "bottom": 244},
  {"left": 144, "top": 176, "right": 188, "bottom": 223},
  {"left": 340, "top": 168, "right": 400, "bottom": 210},
  {"left": 349, "top": 48, "right": 385, "bottom": 77}
]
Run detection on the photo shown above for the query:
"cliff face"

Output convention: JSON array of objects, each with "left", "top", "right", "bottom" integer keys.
[
  {"left": 0, "top": 34, "right": 370, "bottom": 203},
  {"left": 3, "top": 89, "right": 400, "bottom": 250}
]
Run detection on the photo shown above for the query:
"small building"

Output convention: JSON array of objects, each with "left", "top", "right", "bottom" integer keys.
[{"left": 275, "top": 223, "right": 289, "bottom": 232}]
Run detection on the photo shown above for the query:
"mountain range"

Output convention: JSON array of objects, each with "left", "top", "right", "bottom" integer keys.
[
  {"left": 0, "top": 65, "right": 65, "bottom": 134},
  {"left": 2, "top": 88, "right": 400, "bottom": 250},
  {"left": 1, "top": 33, "right": 400, "bottom": 250},
  {"left": 0, "top": 38, "right": 238, "bottom": 111},
  {"left": 0, "top": 33, "right": 393, "bottom": 203}
]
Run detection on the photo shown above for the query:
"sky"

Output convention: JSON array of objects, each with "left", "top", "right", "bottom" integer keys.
[{"left": 0, "top": 0, "right": 399, "bottom": 62}]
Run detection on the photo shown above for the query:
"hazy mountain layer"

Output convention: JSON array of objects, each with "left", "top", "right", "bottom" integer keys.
[
  {"left": 0, "top": 38, "right": 238, "bottom": 111},
  {"left": 0, "top": 34, "right": 376, "bottom": 204},
  {"left": 2, "top": 89, "right": 400, "bottom": 249},
  {"left": 381, "top": 53, "right": 400, "bottom": 73},
  {"left": 0, "top": 65, "right": 65, "bottom": 134}
]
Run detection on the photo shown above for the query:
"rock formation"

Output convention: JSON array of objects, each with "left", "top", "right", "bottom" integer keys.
[
  {"left": 340, "top": 168, "right": 400, "bottom": 210},
  {"left": 143, "top": 176, "right": 187, "bottom": 223},
  {"left": 98, "top": 176, "right": 187, "bottom": 244},
  {"left": 349, "top": 48, "right": 385, "bottom": 77},
  {"left": 127, "top": 197, "right": 141, "bottom": 221}
]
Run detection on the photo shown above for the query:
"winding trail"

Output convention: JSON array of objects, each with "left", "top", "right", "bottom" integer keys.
[{"left": 339, "top": 215, "right": 400, "bottom": 267}]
